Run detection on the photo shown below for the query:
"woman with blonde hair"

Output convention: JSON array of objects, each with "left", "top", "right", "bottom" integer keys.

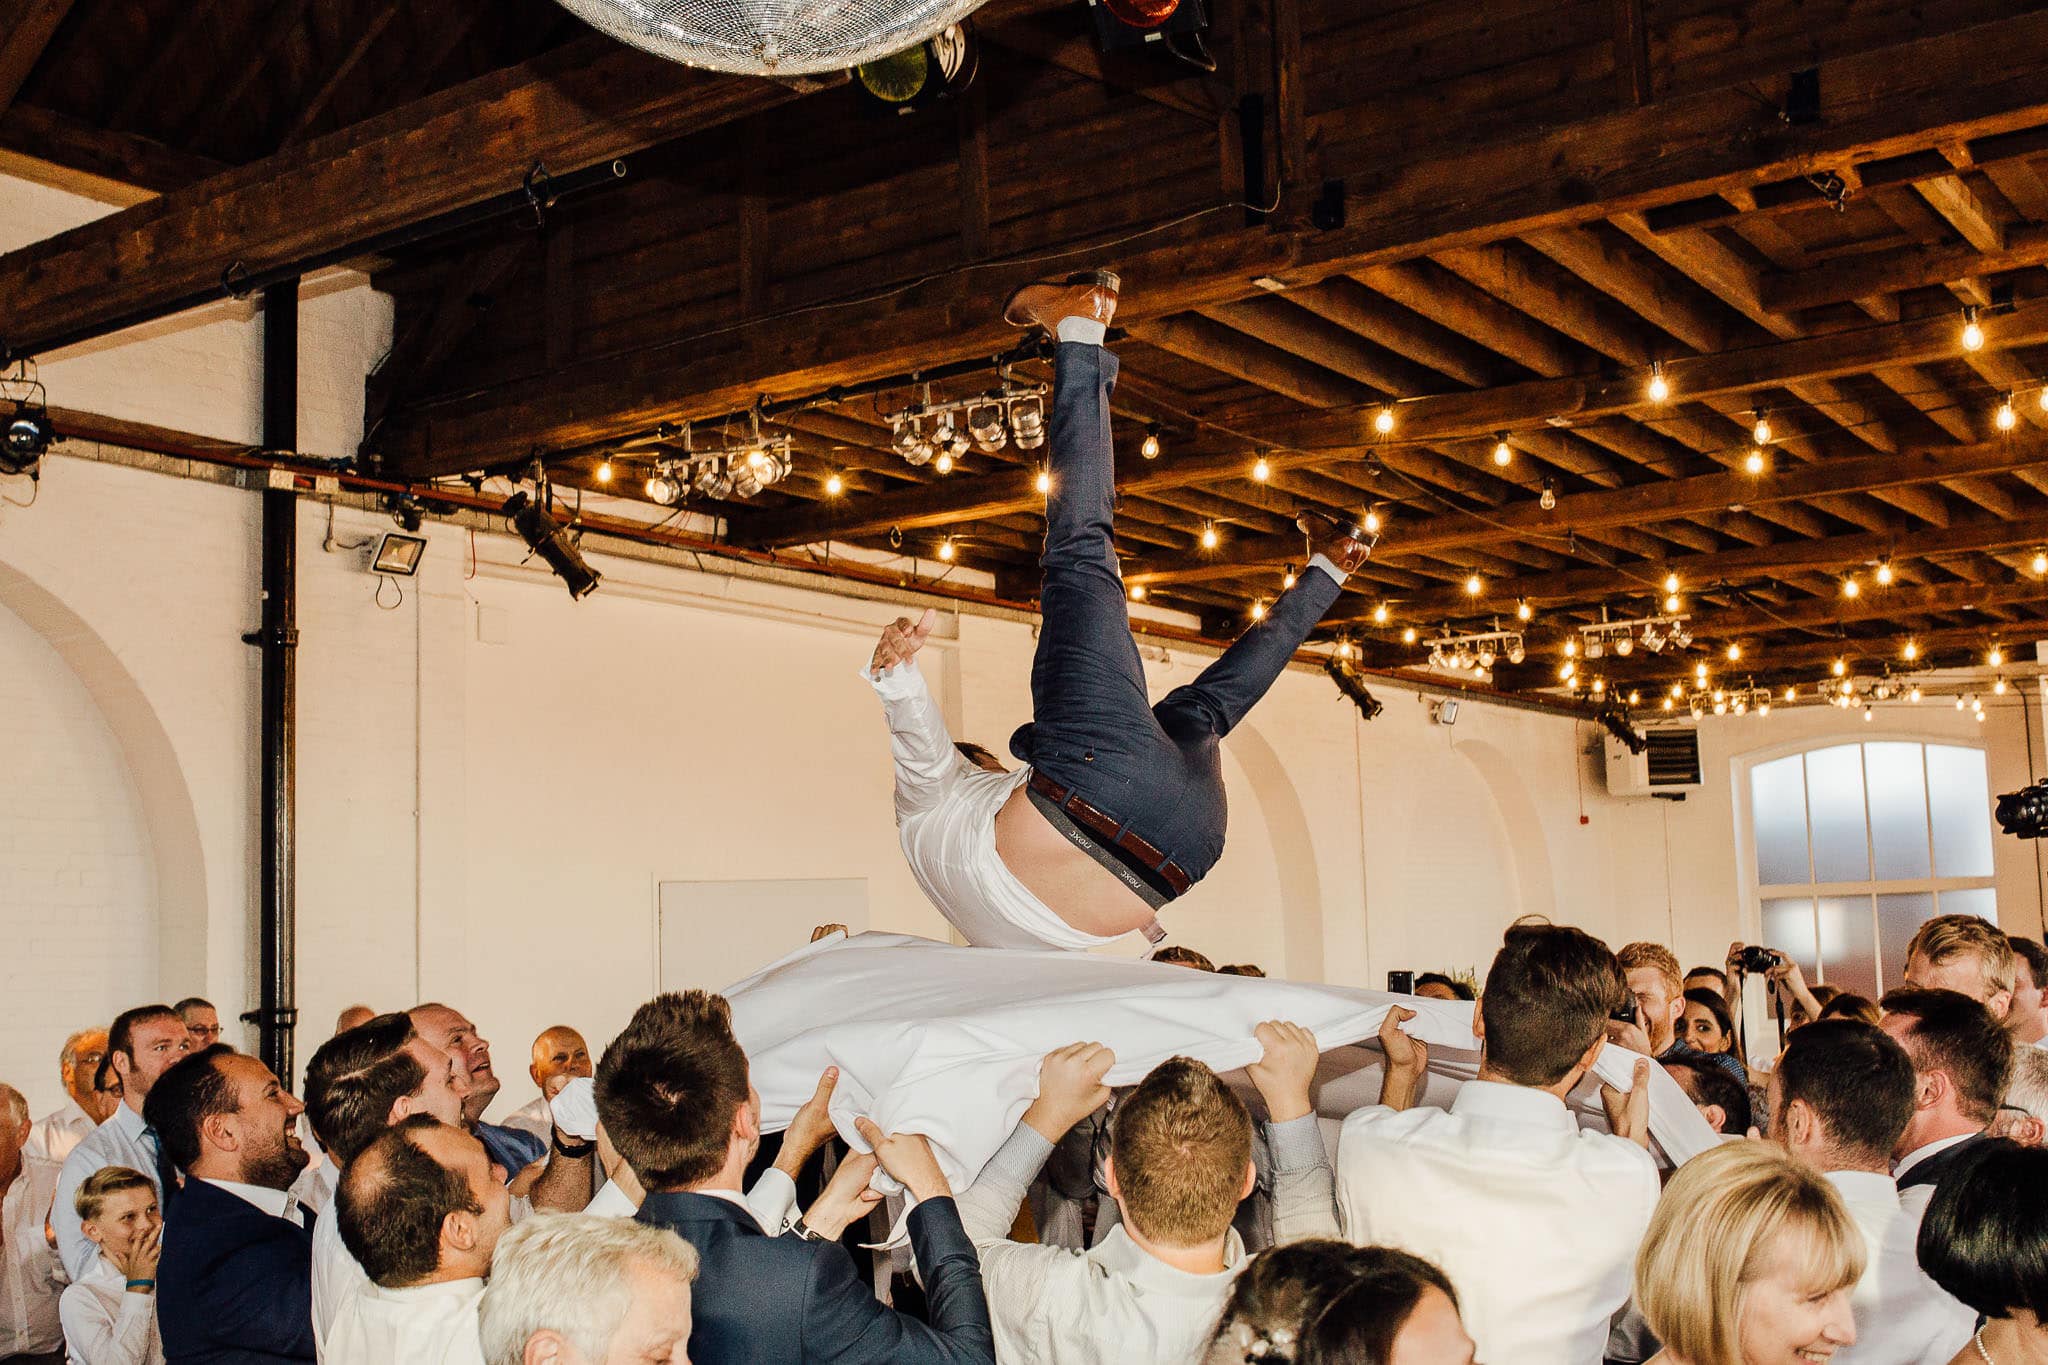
[{"left": 1636, "top": 1141, "right": 1862, "bottom": 1365}]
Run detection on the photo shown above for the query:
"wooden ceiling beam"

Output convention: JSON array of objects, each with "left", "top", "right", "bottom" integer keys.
[
  {"left": 374, "top": 7, "right": 2048, "bottom": 475},
  {"left": 0, "top": 103, "right": 229, "bottom": 204},
  {"left": 0, "top": 35, "right": 822, "bottom": 361},
  {"left": 1761, "top": 223, "right": 2048, "bottom": 313},
  {"left": 1123, "top": 436, "right": 2048, "bottom": 586},
  {"left": 0, "top": 0, "right": 75, "bottom": 119},
  {"left": 277, "top": 2, "right": 407, "bottom": 149}
]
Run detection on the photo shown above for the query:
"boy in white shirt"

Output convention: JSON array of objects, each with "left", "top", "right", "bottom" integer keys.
[{"left": 59, "top": 1167, "right": 165, "bottom": 1365}]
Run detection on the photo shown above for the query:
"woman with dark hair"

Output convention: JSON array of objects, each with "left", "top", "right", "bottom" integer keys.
[
  {"left": 1297, "top": 1249, "right": 1475, "bottom": 1364},
  {"left": 1203, "top": 1242, "right": 1473, "bottom": 1364},
  {"left": 1917, "top": 1138, "right": 2048, "bottom": 1363},
  {"left": 1816, "top": 993, "right": 1880, "bottom": 1026},
  {"left": 1679, "top": 988, "right": 1740, "bottom": 1059}
]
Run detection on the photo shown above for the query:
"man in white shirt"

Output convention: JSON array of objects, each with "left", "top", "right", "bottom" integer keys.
[
  {"left": 327, "top": 1118, "right": 511, "bottom": 1365},
  {"left": 52, "top": 1007, "right": 191, "bottom": 1282},
  {"left": 26, "top": 1030, "right": 115, "bottom": 1165},
  {"left": 1991, "top": 1044, "right": 2048, "bottom": 1145},
  {"left": 1878, "top": 986, "right": 2013, "bottom": 1217},
  {"left": 500, "top": 1027, "right": 592, "bottom": 1141},
  {"left": 865, "top": 271, "right": 1376, "bottom": 953},
  {"left": 477, "top": 1216, "right": 699, "bottom": 1365},
  {"left": 1332, "top": 922, "right": 1659, "bottom": 1365},
  {"left": 953, "top": 1022, "right": 1330, "bottom": 1365},
  {"left": 1, "top": 1082, "right": 64, "bottom": 1364},
  {"left": 171, "top": 1000, "right": 224, "bottom": 1053},
  {"left": 1770, "top": 1018, "right": 1974, "bottom": 1363},
  {"left": 2006, "top": 937, "right": 2048, "bottom": 1047}
]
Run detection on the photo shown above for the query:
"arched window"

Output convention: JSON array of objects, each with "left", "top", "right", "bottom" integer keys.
[{"left": 1745, "top": 740, "right": 1996, "bottom": 997}]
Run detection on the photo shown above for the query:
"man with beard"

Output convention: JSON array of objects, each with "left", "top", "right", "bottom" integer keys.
[{"left": 144, "top": 1045, "right": 317, "bottom": 1363}]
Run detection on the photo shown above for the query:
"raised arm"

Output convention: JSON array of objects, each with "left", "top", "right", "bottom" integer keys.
[
  {"left": 866, "top": 610, "right": 971, "bottom": 820},
  {"left": 1246, "top": 1020, "right": 1341, "bottom": 1243}
]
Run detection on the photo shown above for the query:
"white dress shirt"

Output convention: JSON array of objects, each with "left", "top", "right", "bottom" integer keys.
[
  {"left": 312, "top": 1162, "right": 369, "bottom": 1363},
  {"left": 953, "top": 1119, "right": 1304, "bottom": 1364},
  {"left": 58, "top": 1254, "right": 163, "bottom": 1365},
  {"left": 1335, "top": 1080, "right": 1660, "bottom": 1365},
  {"left": 585, "top": 1180, "right": 637, "bottom": 1218},
  {"left": 2, "top": 1153, "right": 64, "bottom": 1359},
  {"left": 1826, "top": 1170, "right": 1974, "bottom": 1365},
  {"left": 54, "top": 1106, "right": 159, "bottom": 1282},
  {"left": 870, "top": 661, "right": 1122, "bottom": 952},
  {"left": 323, "top": 1277, "right": 485, "bottom": 1365},
  {"left": 1893, "top": 1132, "right": 1978, "bottom": 1220},
  {"left": 27, "top": 1102, "right": 99, "bottom": 1167}
]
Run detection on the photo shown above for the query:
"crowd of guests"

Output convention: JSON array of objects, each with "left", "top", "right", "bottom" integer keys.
[{"left": 3, "top": 912, "right": 2046, "bottom": 1365}]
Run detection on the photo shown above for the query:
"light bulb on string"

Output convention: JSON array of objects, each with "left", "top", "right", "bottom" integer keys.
[
  {"left": 1250, "top": 600, "right": 1267, "bottom": 621},
  {"left": 1996, "top": 676, "right": 2009, "bottom": 695},
  {"left": 1539, "top": 478, "right": 1556, "bottom": 511},
  {"left": 1492, "top": 437, "right": 1513, "bottom": 467},
  {"left": 1464, "top": 572, "right": 1483, "bottom": 596},
  {"left": 1744, "top": 448, "right": 1766, "bottom": 475},
  {"left": 1752, "top": 411, "right": 1772, "bottom": 445},
  {"left": 1842, "top": 577, "right": 1860, "bottom": 599},
  {"left": 1832, "top": 657, "right": 1847, "bottom": 677},
  {"left": 1909, "top": 685, "right": 1922, "bottom": 703},
  {"left": 1997, "top": 394, "right": 2018, "bottom": 431},
  {"left": 1141, "top": 426, "right": 1162, "bottom": 460},
  {"left": 1283, "top": 565, "right": 1298, "bottom": 589},
  {"left": 1035, "top": 469, "right": 1052, "bottom": 495},
  {"left": 1517, "top": 599, "right": 1533, "bottom": 621},
  {"left": 1726, "top": 642, "right": 1742, "bottom": 662},
  {"left": 1962, "top": 305, "right": 1985, "bottom": 352},
  {"left": 2033, "top": 549, "right": 2048, "bottom": 575},
  {"left": 824, "top": 472, "right": 845, "bottom": 497},
  {"left": 1664, "top": 572, "right": 1681, "bottom": 594},
  {"left": 1990, "top": 646, "right": 2005, "bottom": 667},
  {"left": 1957, "top": 695, "right": 1967, "bottom": 711},
  {"left": 934, "top": 451, "right": 954, "bottom": 474},
  {"left": 1671, "top": 682, "right": 1686, "bottom": 698},
  {"left": 1664, "top": 592, "right": 1681, "bottom": 613},
  {"left": 1646, "top": 362, "right": 1670, "bottom": 403},
  {"left": 1559, "top": 661, "right": 1576, "bottom": 681},
  {"left": 1201, "top": 523, "right": 1219, "bottom": 550},
  {"left": 1695, "top": 661, "right": 1710, "bottom": 682},
  {"left": 1564, "top": 638, "right": 1579, "bottom": 658},
  {"left": 1362, "top": 509, "right": 1383, "bottom": 534},
  {"left": 1784, "top": 685, "right": 1797, "bottom": 701},
  {"left": 1401, "top": 627, "right": 1418, "bottom": 644},
  {"left": 1759, "top": 696, "right": 1772, "bottom": 716},
  {"left": 937, "top": 536, "right": 956, "bottom": 562},
  {"left": 1864, "top": 705, "right": 1874, "bottom": 722},
  {"left": 1374, "top": 406, "right": 1396, "bottom": 435},
  {"left": 2041, "top": 387, "right": 2048, "bottom": 413},
  {"left": 1903, "top": 639, "right": 1918, "bottom": 661},
  {"left": 1875, "top": 558, "right": 1893, "bottom": 586},
  {"left": 596, "top": 456, "right": 614, "bottom": 484},
  {"left": 1252, "top": 457, "right": 1271, "bottom": 481},
  {"left": 1129, "top": 584, "right": 1146, "bottom": 601},
  {"left": 1627, "top": 689, "right": 1640, "bottom": 706},
  {"left": 1662, "top": 697, "right": 1674, "bottom": 711},
  {"left": 1373, "top": 603, "right": 1391, "bottom": 625}
]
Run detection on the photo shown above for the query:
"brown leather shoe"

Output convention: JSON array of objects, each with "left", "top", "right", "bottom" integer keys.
[
  {"left": 1003, "top": 269, "right": 1121, "bottom": 331},
  {"left": 1296, "top": 507, "right": 1376, "bottom": 575}
]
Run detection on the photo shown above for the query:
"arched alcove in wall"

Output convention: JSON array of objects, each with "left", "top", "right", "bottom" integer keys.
[
  {"left": 0, "top": 559, "right": 207, "bottom": 998},
  {"left": 1449, "top": 736, "right": 1559, "bottom": 923},
  {"left": 1222, "top": 721, "right": 1326, "bottom": 981}
]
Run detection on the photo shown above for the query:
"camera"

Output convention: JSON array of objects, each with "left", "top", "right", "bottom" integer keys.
[
  {"left": 1737, "top": 946, "right": 1785, "bottom": 974},
  {"left": 1387, "top": 970, "right": 1415, "bottom": 995},
  {"left": 1997, "top": 779, "right": 2048, "bottom": 839},
  {"left": 1610, "top": 1000, "right": 1638, "bottom": 1025}
]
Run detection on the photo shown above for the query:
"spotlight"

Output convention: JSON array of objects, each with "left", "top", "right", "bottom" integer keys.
[
  {"left": 1759, "top": 696, "right": 1771, "bottom": 717},
  {"left": 1324, "top": 655, "right": 1384, "bottom": 722},
  {"left": 645, "top": 469, "right": 682, "bottom": 505},
  {"left": 1141, "top": 426, "right": 1162, "bottom": 460},
  {"left": 694, "top": 461, "right": 735, "bottom": 500},
  {"left": 1492, "top": 437, "right": 1513, "bottom": 467},
  {"left": 1374, "top": 405, "right": 1396, "bottom": 435},
  {"left": 1641, "top": 625, "right": 1664, "bottom": 653},
  {"left": 1962, "top": 305, "right": 1985, "bottom": 352},
  {"left": 1, "top": 404, "right": 53, "bottom": 476},
  {"left": 1646, "top": 362, "right": 1670, "bottom": 403},
  {"left": 730, "top": 455, "right": 763, "bottom": 500},
  {"left": 967, "top": 404, "right": 1008, "bottom": 453},
  {"left": 1507, "top": 638, "right": 1526, "bottom": 665},
  {"left": 1476, "top": 644, "right": 1496, "bottom": 670},
  {"left": 1614, "top": 636, "right": 1633, "bottom": 657},
  {"left": 1010, "top": 397, "right": 1046, "bottom": 450},
  {"left": 502, "top": 490, "right": 601, "bottom": 601},
  {"left": 1428, "top": 647, "right": 1447, "bottom": 669},
  {"left": 1671, "top": 623, "right": 1693, "bottom": 649},
  {"left": 369, "top": 532, "right": 426, "bottom": 577},
  {"left": 852, "top": 22, "right": 977, "bottom": 111},
  {"left": 936, "top": 414, "right": 971, "bottom": 460},
  {"left": 1586, "top": 637, "right": 1605, "bottom": 660}
]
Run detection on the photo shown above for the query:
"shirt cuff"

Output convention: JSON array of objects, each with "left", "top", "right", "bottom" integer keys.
[
  {"left": 749, "top": 1166, "right": 798, "bottom": 1231},
  {"left": 1265, "top": 1113, "right": 1330, "bottom": 1172},
  {"left": 865, "top": 660, "right": 926, "bottom": 701}
]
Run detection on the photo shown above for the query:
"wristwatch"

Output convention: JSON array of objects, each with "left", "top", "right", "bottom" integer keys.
[
  {"left": 792, "top": 1219, "right": 832, "bottom": 1242},
  {"left": 551, "top": 1133, "right": 596, "bottom": 1160}
]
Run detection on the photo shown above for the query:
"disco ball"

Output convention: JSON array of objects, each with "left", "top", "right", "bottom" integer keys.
[{"left": 551, "top": 0, "right": 992, "bottom": 75}]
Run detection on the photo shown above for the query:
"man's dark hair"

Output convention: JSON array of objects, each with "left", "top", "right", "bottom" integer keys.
[
  {"left": 109, "top": 1004, "right": 181, "bottom": 1061},
  {"left": 173, "top": 997, "right": 214, "bottom": 1016},
  {"left": 595, "top": 992, "right": 750, "bottom": 1192},
  {"left": 952, "top": 740, "right": 1003, "bottom": 770},
  {"left": 1217, "top": 963, "right": 1267, "bottom": 978},
  {"left": 1879, "top": 987, "right": 2014, "bottom": 1124},
  {"left": 304, "top": 1012, "right": 429, "bottom": 1162},
  {"left": 2011, "top": 936, "right": 2048, "bottom": 989},
  {"left": 1918, "top": 1139, "right": 2048, "bottom": 1320},
  {"left": 1664, "top": 1058, "right": 1752, "bottom": 1135},
  {"left": 141, "top": 1044, "right": 237, "bottom": 1171},
  {"left": 1478, "top": 922, "right": 1626, "bottom": 1087},
  {"left": 1685, "top": 966, "right": 1729, "bottom": 990},
  {"left": 337, "top": 1116, "right": 481, "bottom": 1289},
  {"left": 1415, "top": 972, "right": 1475, "bottom": 1001},
  {"left": 1153, "top": 946, "right": 1216, "bottom": 972},
  {"left": 1775, "top": 1019, "right": 1915, "bottom": 1161}
]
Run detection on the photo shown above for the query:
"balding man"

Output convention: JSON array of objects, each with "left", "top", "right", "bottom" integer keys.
[
  {"left": 335, "top": 1006, "right": 375, "bottom": 1037},
  {"left": 408, "top": 1005, "right": 591, "bottom": 1214},
  {"left": 502, "top": 1028, "right": 592, "bottom": 1142},
  {"left": 26, "top": 1029, "right": 115, "bottom": 1164}
]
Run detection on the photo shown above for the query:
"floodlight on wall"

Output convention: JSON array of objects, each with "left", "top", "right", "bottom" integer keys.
[
  {"left": 370, "top": 532, "right": 426, "bottom": 577},
  {"left": 853, "top": 23, "right": 978, "bottom": 112},
  {"left": 503, "top": 490, "right": 602, "bottom": 601}
]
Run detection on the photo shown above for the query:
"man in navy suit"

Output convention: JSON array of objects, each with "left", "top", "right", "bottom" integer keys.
[
  {"left": 143, "top": 1044, "right": 317, "bottom": 1364},
  {"left": 598, "top": 991, "right": 995, "bottom": 1365}
]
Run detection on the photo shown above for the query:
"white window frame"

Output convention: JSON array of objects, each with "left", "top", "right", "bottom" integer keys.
[{"left": 1733, "top": 734, "right": 1996, "bottom": 994}]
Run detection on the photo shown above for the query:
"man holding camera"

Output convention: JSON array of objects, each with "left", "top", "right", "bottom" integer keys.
[{"left": 1612, "top": 944, "right": 1747, "bottom": 1086}]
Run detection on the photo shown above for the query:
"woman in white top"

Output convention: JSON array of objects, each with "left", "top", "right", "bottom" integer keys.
[{"left": 58, "top": 1167, "right": 164, "bottom": 1365}]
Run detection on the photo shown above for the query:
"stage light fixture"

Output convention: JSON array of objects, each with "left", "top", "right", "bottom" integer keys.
[
  {"left": 1508, "top": 638, "right": 1526, "bottom": 665},
  {"left": 1640, "top": 624, "right": 1663, "bottom": 653},
  {"left": 1476, "top": 643, "right": 1496, "bottom": 670},
  {"left": 1, "top": 404, "right": 53, "bottom": 476},
  {"left": 730, "top": 457, "right": 764, "bottom": 500},
  {"left": 1010, "top": 397, "right": 1046, "bottom": 450},
  {"left": 1585, "top": 637, "right": 1604, "bottom": 660},
  {"left": 503, "top": 490, "right": 601, "bottom": 601},
  {"left": 695, "top": 460, "right": 735, "bottom": 500},
  {"left": 645, "top": 468, "right": 682, "bottom": 505},
  {"left": 1614, "top": 635, "right": 1633, "bottom": 657},
  {"left": 852, "top": 23, "right": 978, "bottom": 112},
  {"left": 967, "top": 403, "right": 1007, "bottom": 452},
  {"left": 1670, "top": 623, "right": 1692, "bottom": 649},
  {"left": 1324, "top": 654, "right": 1384, "bottom": 722}
]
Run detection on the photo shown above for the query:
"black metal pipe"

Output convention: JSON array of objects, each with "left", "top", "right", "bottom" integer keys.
[{"left": 249, "top": 280, "right": 301, "bottom": 1083}]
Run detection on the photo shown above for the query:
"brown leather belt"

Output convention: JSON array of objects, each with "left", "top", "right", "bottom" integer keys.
[{"left": 1027, "top": 771, "right": 1192, "bottom": 898}]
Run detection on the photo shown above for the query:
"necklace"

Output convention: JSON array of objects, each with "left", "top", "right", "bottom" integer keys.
[{"left": 1976, "top": 1327, "right": 1996, "bottom": 1364}]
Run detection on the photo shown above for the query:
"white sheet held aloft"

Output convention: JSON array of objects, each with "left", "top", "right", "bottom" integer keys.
[{"left": 720, "top": 932, "right": 1718, "bottom": 1190}]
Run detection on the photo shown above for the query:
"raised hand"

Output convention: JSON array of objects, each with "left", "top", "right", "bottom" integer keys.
[
  {"left": 1600, "top": 1057, "right": 1654, "bottom": 1149},
  {"left": 1022, "top": 1042, "right": 1115, "bottom": 1141},
  {"left": 869, "top": 609, "right": 939, "bottom": 677},
  {"left": 853, "top": 1117, "right": 951, "bottom": 1203},
  {"left": 799, "top": 1148, "right": 884, "bottom": 1240},
  {"left": 1245, "top": 1021, "right": 1320, "bottom": 1123},
  {"left": 775, "top": 1066, "right": 842, "bottom": 1176}
]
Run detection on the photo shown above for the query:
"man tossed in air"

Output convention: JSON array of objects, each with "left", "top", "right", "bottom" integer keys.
[{"left": 867, "top": 270, "right": 1373, "bottom": 951}]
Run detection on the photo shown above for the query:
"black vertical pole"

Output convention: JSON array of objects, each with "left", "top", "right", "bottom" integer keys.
[{"left": 255, "top": 279, "right": 299, "bottom": 1084}]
